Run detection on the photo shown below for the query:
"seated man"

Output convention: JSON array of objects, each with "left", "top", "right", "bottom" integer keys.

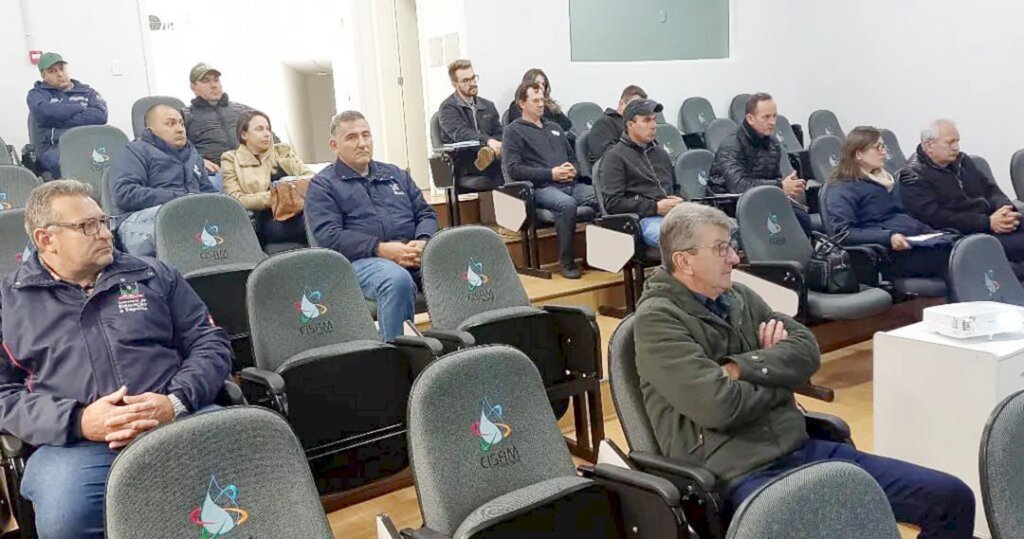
[
  {"left": 0, "top": 180, "right": 232, "bottom": 537},
  {"left": 26, "top": 52, "right": 108, "bottom": 178},
  {"left": 183, "top": 63, "right": 253, "bottom": 190},
  {"left": 900, "top": 119, "right": 1024, "bottom": 261},
  {"left": 109, "top": 104, "right": 217, "bottom": 256},
  {"left": 438, "top": 59, "right": 504, "bottom": 184},
  {"left": 709, "top": 92, "right": 812, "bottom": 235},
  {"left": 502, "top": 81, "right": 598, "bottom": 279},
  {"left": 306, "top": 111, "right": 437, "bottom": 341},
  {"left": 586, "top": 84, "right": 648, "bottom": 163},
  {"left": 634, "top": 201, "right": 975, "bottom": 537},
  {"left": 598, "top": 98, "right": 683, "bottom": 247}
]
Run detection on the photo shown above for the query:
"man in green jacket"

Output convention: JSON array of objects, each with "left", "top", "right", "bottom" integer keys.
[{"left": 634, "top": 202, "right": 975, "bottom": 537}]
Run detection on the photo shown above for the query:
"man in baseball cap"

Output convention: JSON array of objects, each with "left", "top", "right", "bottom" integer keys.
[
  {"left": 598, "top": 97, "right": 684, "bottom": 247},
  {"left": 26, "top": 52, "right": 108, "bottom": 178},
  {"left": 182, "top": 62, "right": 254, "bottom": 190}
]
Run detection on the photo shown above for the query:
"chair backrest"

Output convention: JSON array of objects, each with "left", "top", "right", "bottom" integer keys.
[
  {"left": 679, "top": 97, "right": 716, "bottom": 135},
  {"left": 105, "top": 407, "right": 333, "bottom": 538},
  {"left": 0, "top": 136, "right": 12, "bottom": 166},
  {"left": 817, "top": 180, "right": 836, "bottom": 236},
  {"left": 0, "top": 209, "right": 28, "bottom": 279},
  {"left": 948, "top": 234, "right": 1024, "bottom": 306},
  {"left": 774, "top": 114, "right": 802, "bottom": 153},
  {"left": 704, "top": 118, "right": 738, "bottom": 154},
  {"left": 131, "top": 96, "right": 186, "bottom": 140},
  {"left": 879, "top": 129, "right": 907, "bottom": 175},
  {"left": 154, "top": 193, "right": 267, "bottom": 276},
  {"left": 408, "top": 345, "right": 577, "bottom": 536},
  {"left": 1010, "top": 149, "right": 1024, "bottom": 200},
  {"left": 429, "top": 112, "right": 444, "bottom": 149},
  {"left": 973, "top": 154, "right": 997, "bottom": 185},
  {"left": 58, "top": 125, "right": 129, "bottom": 198},
  {"left": 591, "top": 157, "right": 610, "bottom": 216},
  {"left": 808, "top": 109, "right": 845, "bottom": 142},
  {"left": 729, "top": 93, "right": 751, "bottom": 125},
  {"left": 809, "top": 135, "right": 842, "bottom": 183},
  {"left": 726, "top": 461, "right": 899, "bottom": 539},
  {"left": 737, "top": 185, "right": 813, "bottom": 265},
  {"left": 0, "top": 165, "right": 41, "bottom": 210},
  {"left": 674, "top": 149, "right": 715, "bottom": 200},
  {"left": 607, "top": 314, "right": 661, "bottom": 454},
  {"left": 99, "top": 167, "right": 116, "bottom": 213},
  {"left": 656, "top": 123, "right": 687, "bottom": 165},
  {"left": 421, "top": 225, "right": 531, "bottom": 330},
  {"left": 981, "top": 389, "right": 1024, "bottom": 539},
  {"left": 576, "top": 129, "right": 594, "bottom": 178},
  {"left": 566, "top": 102, "right": 603, "bottom": 134},
  {"left": 247, "top": 248, "right": 380, "bottom": 371}
]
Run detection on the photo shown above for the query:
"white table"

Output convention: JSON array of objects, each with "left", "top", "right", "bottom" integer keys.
[{"left": 874, "top": 322, "right": 1024, "bottom": 538}]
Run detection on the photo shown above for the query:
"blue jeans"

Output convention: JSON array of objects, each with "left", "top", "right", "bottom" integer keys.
[
  {"left": 116, "top": 204, "right": 162, "bottom": 257},
  {"left": 729, "top": 439, "right": 975, "bottom": 538},
  {"left": 533, "top": 182, "right": 598, "bottom": 267},
  {"left": 40, "top": 146, "right": 61, "bottom": 178},
  {"left": 640, "top": 216, "right": 663, "bottom": 247},
  {"left": 208, "top": 171, "right": 224, "bottom": 192},
  {"left": 352, "top": 257, "right": 418, "bottom": 342}
]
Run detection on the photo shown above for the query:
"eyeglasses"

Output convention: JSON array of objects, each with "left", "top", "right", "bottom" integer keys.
[
  {"left": 458, "top": 74, "right": 480, "bottom": 84},
  {"left": 687, "top": 240, "right": 739, "bottom": 258},
  {"left": 870, "top": 141, "right": 888, "bottom": 152},
  {"left": 47, "top": 216, "right": 112, "bottom": 237}
]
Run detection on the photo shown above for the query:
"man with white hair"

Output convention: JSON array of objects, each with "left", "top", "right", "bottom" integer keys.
[{"left": 900, "top": 119, "right": 1024, "bottom": 261}]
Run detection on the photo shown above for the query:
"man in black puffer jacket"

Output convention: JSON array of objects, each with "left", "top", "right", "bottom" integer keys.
[
  {"left": 598, "top": 98, "right": 682, "bottom": 247},
  {"left": 182, "top": 63, "right": 252, "bottom": 190},
  {"left": 709, "top": 93, "right": 812, "bottom": 234}
]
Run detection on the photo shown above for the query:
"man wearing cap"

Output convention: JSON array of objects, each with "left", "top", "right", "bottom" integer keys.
[
  {"left": 502, "top": 81, "right": 597, "bottom": 279},
  {"left": 709, "top": 92, "right": 812, "bottom": 235},
  {"left": 597, "top": 98, "right": 683, "bottom": 247},
  {"left": 26, "top": 52, "right": 108, "bottom": 178},
  {"left": 182, "top": 63, "right": 252, "bottom": 190}
]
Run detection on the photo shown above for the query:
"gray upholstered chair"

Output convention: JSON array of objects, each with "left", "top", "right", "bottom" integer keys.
[
  {"left": 155, "top": 193, "right": 266, "bottom": 370},
  {"left": 240, "top": 247, "right": 440, "bottom": 494},
  {"left": 679, "top": 97, "right": 717, "bottom": 137},
  {"left": 567, "top": 101, "right": 604, "bottom": 135},
  {"left": 429, "top": 112, "right": 502, "bottom": 227},
  {"left": 0, "top": 165, "right": 40, "bottom": 211},
  {"left": 421, "top": 225, "right": 604, "bottom": 460},
  {"left": 808, "top": 109, "right": 846, "bottom": 142},
  {"left": 606, "top": 313, "right": 853, "bottom": 539},
  {"left": 737, "top": 186, "right": 892, "bottom": 322},
  {"left": 675, "top": 149, "right": 716, "bottom": 200},
  {"left": 0, "top": 136, "right": 13, "bottom": 166},
  {"left": 58, "top": 125, "right": 129, "bottom": 198},
  {"left": 981, "top": 389, "right": 1024, "bottom": 539},
  {"left": 378, "top": 344, "right": 690, "bottom": 539},
  {"left": 774, "top": 114, "right": 803, "bottom": 154},
  {"left": 726, "top": 461, "right": 899, "bottom": 539},
  {"left": 949, "top": 234, "right": 1024, "bottom": 306},
  {"left": 130, "top": 96, "right": 186, "bottom": 140},
  {"left": 655, "top": 123, "right": 687, "bottom": 166},
  {"left": 0, "top": 209, "right": 29, "bottom": 278},
  {"left": 808, "top": 135, "right": 842, "bottom": 182},
  {"left": 729, "top": 93, "right": 751, "bottom": 125},
  {"left": 704, "top": 118, "right": 738, "bottom": 154},
  {"left": 879, "top": 129, "right": 907, "bottom": 175},
  {"left": 105, "top": 407, "right": 333, "bottom": 538}
]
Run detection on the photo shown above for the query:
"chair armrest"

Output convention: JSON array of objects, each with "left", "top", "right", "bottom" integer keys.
[
  {"left": 390, "top": 335, "right": 444, "bottom": 355},
  {"left": 804, "top": 411, "right": 853, "bottom": 444},
  {"left": 581, "top": 463, "right": 682, "bottom": 506},
  {"left": 737, "top": 260, "right": 806, "bottom": 294},
  {"left": 542, "top": 304, "right": 602, "bottom": 377},
  {"left": 239, "top": 367, "right": 288, "bottom": 415},
  {"left": 794, "top": 382, "right": 835, "bottom": 402},
  {"left": 401, "top": 527, "right": 451, "bottom": 539},
  {"left": 542, "top": 303, "right": 597, "bottom": 321},
  {"left": 422, "top": 328, "right": 476, "bottom": 354},
  {"left": 593, "top": 213, "right": 641, "bottom": 235},
  {"left": 0, "top": 433, "right": 29, "bottom": 458},
  {"left": 627, "top": 451, "right": 719, "bottom": 494},
  {"left": 215, "top": 380, "right": 245, "bottom": 406},
  {"left": 390, "top": 335, "right": 443, "bottom": 377}
]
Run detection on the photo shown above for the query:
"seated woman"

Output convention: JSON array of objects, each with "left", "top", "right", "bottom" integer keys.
[
  {"left": 505, "top": 68, "right": 575, "bottom": 144},
  {"left": 221, "top": 110, "right": 312, "bottom": 246},
  {"left": 826, "top": 126, "right": 952, "bottom": 278}
]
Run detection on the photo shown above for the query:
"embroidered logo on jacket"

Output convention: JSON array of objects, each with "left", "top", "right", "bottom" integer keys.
[
  {"left": 189, "top": 475, "right": 249, "bottom": 538},
  {"left": 117, "top": 283, "right": 148, "bottom": 314}
]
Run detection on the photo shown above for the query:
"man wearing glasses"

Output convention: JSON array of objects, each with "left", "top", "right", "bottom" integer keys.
[
  {"left": 900, "top": 119, "right": 1024, "bottom": 262},
  {"left": 438, "top": 59, "right": 504, "bottom": 183},
  {"left": 633, "top": 202, "right": 975, "bottom": 537},
  {"left": 0, "top": 180, "right": 232, "bottom": 537}
]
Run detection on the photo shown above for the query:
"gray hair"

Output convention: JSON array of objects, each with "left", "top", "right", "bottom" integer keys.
[
  {"left": 24, "top": 179, "right": 95, "bottom": 245},
  {"left": 659, "top": 202, "right": 734, "bottom": 272},
  {"left": 920, "top": 119, "right": 956, "bottom": 143},
  {"left": 329, "top": 110, "right": 367, "bottom": 137}
]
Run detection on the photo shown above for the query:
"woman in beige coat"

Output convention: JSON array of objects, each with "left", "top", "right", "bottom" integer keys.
[{"left": 221, "top": 110, "right": 312, "bottom": 245}]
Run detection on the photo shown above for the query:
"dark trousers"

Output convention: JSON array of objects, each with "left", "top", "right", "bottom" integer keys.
[
  {"left": 256, "top": 210, "right": 308, "bottom": 246},
  {"left": 794, "top": 207, "right": 813, "bottom": 236},
  {"left": 891, "top": 244, "right": 952, "bottom": 278},
  {"left": 728, "top": 439, "right": 975, "bottom": 538},
  {"left": 533, "top": 182, "right": 598, "bottom": 267},
  {"left": 994, "top": 228, "right": 1024, "bottom": 262}
]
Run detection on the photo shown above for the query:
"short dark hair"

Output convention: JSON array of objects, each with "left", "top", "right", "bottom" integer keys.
[
  {"left": 447, "top": 59, "right": 473, "bottom": 82},
  {"left": 515, "top": 81, "right": 544, "bottom": 106},
  {"left": 620, "top": 85, "right": 648, "bottom": 102},
  {"left": 330, "top": 110, "right": 367, "bottom": 137},
  {"left": 745, "top": 92, "right": 774, "bottom": 116},
  {"left": 144, "top": 103, "right": 182, "bottom": 128},
  {"left": 235, "top": 109, "right": 271, "bottom": 146}
]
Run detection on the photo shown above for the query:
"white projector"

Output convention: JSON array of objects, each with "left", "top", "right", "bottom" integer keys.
[{"left": 923, "top": 301, "right": 1024, "bottom": 339}]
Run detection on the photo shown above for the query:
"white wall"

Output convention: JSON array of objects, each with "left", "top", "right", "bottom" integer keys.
[{"left": 0, "top": 0, "right": 150, "bottom": 151}]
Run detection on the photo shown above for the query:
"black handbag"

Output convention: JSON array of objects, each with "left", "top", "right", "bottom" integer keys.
[{"left": 806, "top": 231, "right": 859, "bottom": 294}]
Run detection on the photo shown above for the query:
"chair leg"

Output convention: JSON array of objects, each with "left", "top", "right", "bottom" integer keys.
[
  {"left": 445, "top": 187, "right": 457, "bottom": 228},
  {"left": 514, "top": 222, "right": 552, "bottom": 279},
  {"left": 586, "top": 377, "right": 605, "bottom": 459},
  {"left": 599, "top": 263, "right": 634, "bottom": 318},
  {"left": 450, "top": 187, "right": 461, "bottom": 226}
]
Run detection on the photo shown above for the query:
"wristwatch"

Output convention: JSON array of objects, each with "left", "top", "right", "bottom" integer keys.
[{"left": 168, "top": 394, "right": 188, "bottom": 419}]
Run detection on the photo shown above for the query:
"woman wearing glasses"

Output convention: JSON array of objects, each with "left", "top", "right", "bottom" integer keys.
[{"left": 824, "top": 126, "right": 952, "bottom": 278}]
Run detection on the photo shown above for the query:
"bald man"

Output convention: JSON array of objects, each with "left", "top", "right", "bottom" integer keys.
[{"left": 109, "top": 104, "right": 217, "bottom": 256}]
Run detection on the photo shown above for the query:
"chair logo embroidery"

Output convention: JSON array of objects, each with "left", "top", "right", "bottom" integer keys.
[
  {"left": 472, "top": 399, "right": 520, "bottom": 468},
  {"left": 295, "top": 287, "right": 333, "bottom": 335},
  {"left": 196, "top": 224, "right": 228, "bottom": 260},
  {"left": 828, "top": 154, "right": 839, "bottom": 168},
  {"left": 189, "top": 475, "right": 249, "bottom": 538},
  {"left": 117, "top": 283, "right": 148, "bottom": 314},
  {"left": 697, "top": 170, "right": 709, "bottom": 186},
  {"left": 462, "top": 258, "right": 494, "bottom": 302},
  {"left": 985, "top": 269, "right": 1001, "bottom": 296},
  {"left": 767, "top": 212, "right": 785, "bottom": 245},
  {"left": 0, "top": 192, "right": 10, "bottom": 210},
  {"left": 90, "top": 147, "right": 111, "bottom": 171}
]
